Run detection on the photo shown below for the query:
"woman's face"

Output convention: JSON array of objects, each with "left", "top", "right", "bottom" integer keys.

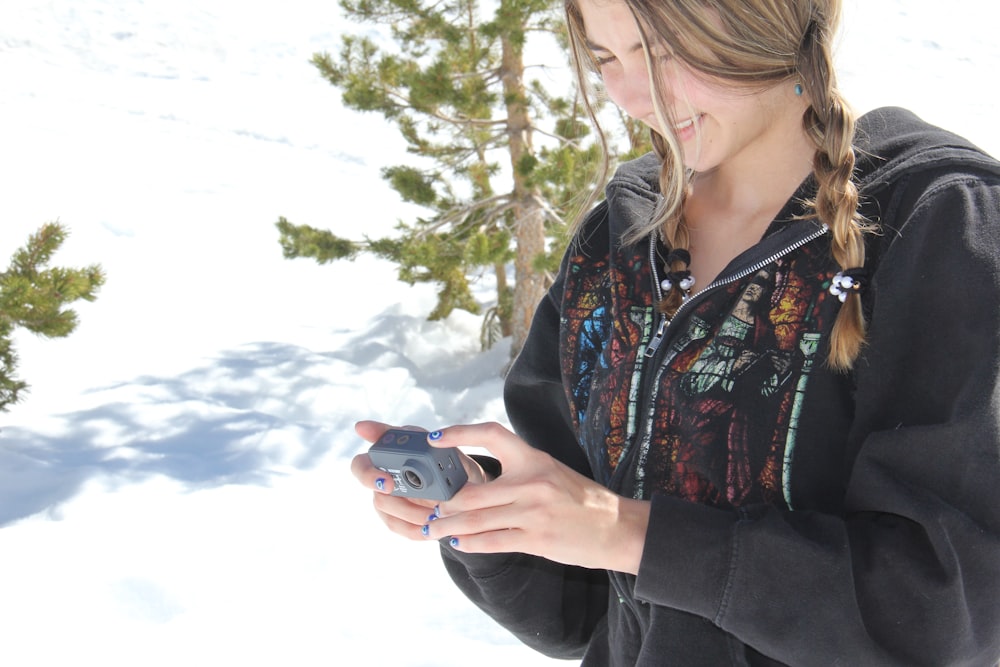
[{"left": 578, "top": 0, "right": 801, "bottom": 175}]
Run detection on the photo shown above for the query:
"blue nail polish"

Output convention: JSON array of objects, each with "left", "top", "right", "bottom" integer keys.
[
  {"left": 427, "top": 513, "right": 438, "bottom": 522},
  {"left": 432, "top": 504, "right": 441, "bottom": 518},
  {"left": 428, "top": 430, "right": 443, "bottom": 441},
  {"left": 421, "top": 524, "right": 431, "bottom": 537},
  {"left": 449, "top": 537, "right": 460, "bottom": 548},
  {"left": 375, "top": 478, "right": 386, "bottom": 491}
]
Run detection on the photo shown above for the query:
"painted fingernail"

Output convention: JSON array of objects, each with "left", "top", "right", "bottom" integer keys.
[
  {"left": 449, "top": 537, "right": 460, "bottom": 548},
  {"left": 375, "top": 478, "right": 386, "bottom": 491},
  {"left": 432, "top": 504, "right": 441, "bottom": 518},
  {"left": 428, "top": 430, "right": 443, "bottom": 441},
  {"left": 421, "top": 524, "right": 431, "bottom": 537}
]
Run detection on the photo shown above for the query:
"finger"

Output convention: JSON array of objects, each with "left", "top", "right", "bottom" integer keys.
[
  {"left": 427, "top": 422, "right": 530, "bottom": 466},
  {"left": 355, "top": 420, "right": 392, "bottom": 443},
  {"left": 447, "top": 528, "right": 530, "bottom": 556},
  {"left": 351, "top": 452, "right": 396, "bottom": 493},
  {"left": 374, "top": 501, "right": 444, "bottom": 542},
  {"left": 424, "top": 497, "right": 523, "bottom": 542},
  {"left": 374, "top": 492, "right": 439, "bottom": 528}
]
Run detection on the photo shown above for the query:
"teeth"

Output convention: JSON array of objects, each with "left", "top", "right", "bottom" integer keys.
[{"left": 674, "top": 116, "right": 696, "bottom": 130}]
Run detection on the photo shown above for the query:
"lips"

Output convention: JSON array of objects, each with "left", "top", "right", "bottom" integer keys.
[{"left": 673, "top": 113, "right": 704, "bottom": 140}]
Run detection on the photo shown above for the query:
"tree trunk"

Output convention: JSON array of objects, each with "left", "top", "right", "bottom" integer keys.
[
  {"left": 494, "top": 261, "right": 513, "bottom": 337},
  {"left": 500, "top": 5, "right": 547, "bottom": 359}
]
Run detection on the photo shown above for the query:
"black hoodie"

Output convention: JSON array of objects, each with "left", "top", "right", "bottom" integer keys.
[{"left": 441, "top": 108, "right": 1000, "bottom": 666}]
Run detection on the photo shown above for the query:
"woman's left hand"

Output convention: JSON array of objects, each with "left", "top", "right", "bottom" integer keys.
[{"left": 424, "top": 422, "right": 650, "bottom": 574}]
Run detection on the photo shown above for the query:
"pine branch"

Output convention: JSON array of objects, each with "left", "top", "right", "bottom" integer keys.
[
  {"left": 0, "top": 222, "right": 105, "bottom": 412},
  {"left": 283, "top": 0, "right": 637, "bottom": 355}
]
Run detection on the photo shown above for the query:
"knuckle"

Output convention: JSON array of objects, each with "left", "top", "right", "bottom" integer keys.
[
  {"left": 483, "top": 421, "right": 507, "bottom": 438},
  {"left": 461, "top": 509, "right": 487, "bottom": 532}
]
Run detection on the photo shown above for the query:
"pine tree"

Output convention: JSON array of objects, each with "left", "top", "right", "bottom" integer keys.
[
  {"left": 278, "top": 0, "right": 643, "bottom": 356},
  {"left": 0, "top": 222, "right": 105, "bottom": 412}
]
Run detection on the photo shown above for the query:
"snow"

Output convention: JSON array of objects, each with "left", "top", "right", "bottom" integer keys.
[{"left": 0, "top": 1, "right": 997, "bottom": 664}]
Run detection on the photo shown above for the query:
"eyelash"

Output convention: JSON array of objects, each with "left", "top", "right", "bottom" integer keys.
[{"left": 592, "top": 52, "right": 670, "bottom": 68}]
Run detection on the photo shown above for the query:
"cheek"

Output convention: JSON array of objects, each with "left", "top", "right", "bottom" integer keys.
[{"left": 599, "top": 70, "right": 627, "bottom": 108}]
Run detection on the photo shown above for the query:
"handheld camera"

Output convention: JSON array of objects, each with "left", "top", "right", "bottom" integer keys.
[{"left": 368, "top": 429, "right": 468, "bottom": 501}]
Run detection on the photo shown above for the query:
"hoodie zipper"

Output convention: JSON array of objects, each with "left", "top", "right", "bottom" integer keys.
[
  {"left": 612, "top": 223, "right": 831, "bottom": 498},
  {"left": 644, "top": 223, "right": 830, "bottom": 358}
]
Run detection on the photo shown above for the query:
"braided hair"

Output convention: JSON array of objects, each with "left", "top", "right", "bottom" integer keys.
[{"left": 795, "top": 10, "right": 871, "bottom": 371}]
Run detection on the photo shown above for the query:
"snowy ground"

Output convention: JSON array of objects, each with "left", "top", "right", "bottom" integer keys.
[{"left": 0, "top": 1, "right": 997, "bottom": 665}]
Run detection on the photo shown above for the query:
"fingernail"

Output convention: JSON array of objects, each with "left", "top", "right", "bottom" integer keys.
[
  {"left": 427, "top": 513, "right": 438, "bottom": 522},
  {"left": 428, "top": 430, "right": 443, "bottom": 441},
  {"left": 449, "top": 537, "right": 460, "bottom": 548},
  {"left": 375, "top": 478, "right": 386, "bottom": 492},
  {"left": 421, "top": 524, "right": 431, "bottom": 537},
  {"left": 432, "top": 504, "right": 441, "bottom": 518}
]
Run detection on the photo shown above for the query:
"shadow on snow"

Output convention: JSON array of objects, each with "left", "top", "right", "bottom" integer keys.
[{"left": 0, "top": 327, "right": 508, "bottom": 527}]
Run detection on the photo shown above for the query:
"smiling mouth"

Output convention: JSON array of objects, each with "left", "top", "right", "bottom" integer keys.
[{"left": 673, "top": 114, "right": 703, "bottom": 131}]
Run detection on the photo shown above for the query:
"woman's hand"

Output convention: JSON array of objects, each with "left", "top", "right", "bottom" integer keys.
[
  {"left": 423, "top": 422, "right": 650, "bottom": 575},
  {"left": 350, "top": 420, "right": 488, "bottom": 541}
]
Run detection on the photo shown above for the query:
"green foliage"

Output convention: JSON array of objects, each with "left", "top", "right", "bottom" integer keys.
[
  {"left": 382, "top": 166, "right": 438, "bottom": 206},
  {"left": 276, "top": 217, "right": 359, "bottom": 262},
  {"left": 280, "top": 0, "right": 634, "bottom": 347},
  {"left": 0, "top": 222, "right": 105, "bottom": 412}
]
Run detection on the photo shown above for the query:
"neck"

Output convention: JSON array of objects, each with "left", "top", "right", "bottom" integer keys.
[
  {"left": 677, "top": 96, "right": 815, "bottom": 285},
  {"left": 689, "top": 115, "right": 814, "bottom": 227}
]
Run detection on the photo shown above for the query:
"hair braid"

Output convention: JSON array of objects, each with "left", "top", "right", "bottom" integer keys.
[
  {"left": 797, "top": 14, "right": 870, "bottom": 371},
  {"left": 648, "top": 129, "right": 692, "bottom": 318}
]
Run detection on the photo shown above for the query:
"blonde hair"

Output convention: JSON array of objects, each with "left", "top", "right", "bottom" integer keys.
[{"left": 564, "top": 0, "right": 869, "bottom": 371}]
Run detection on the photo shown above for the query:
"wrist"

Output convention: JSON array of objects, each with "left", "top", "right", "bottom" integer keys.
[{"left": 607, "top": 496, "right": 650, "bottom": 575}]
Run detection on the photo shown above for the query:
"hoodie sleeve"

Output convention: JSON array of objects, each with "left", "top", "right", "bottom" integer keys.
[
  {"left": 632, "top": 168, "right": 1000, "bottom": 665},
  {"left": 437, "top": 208, "right": 612, "bottom": 659}
]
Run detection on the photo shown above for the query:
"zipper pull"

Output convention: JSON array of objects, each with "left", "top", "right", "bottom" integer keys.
[{"left": 644, "top": 316, "right": 667, "bottom": 358}]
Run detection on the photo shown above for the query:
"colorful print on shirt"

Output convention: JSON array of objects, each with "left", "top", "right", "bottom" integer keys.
[{"left": 561, "top": 240, "right": 838, "bottom": 509}]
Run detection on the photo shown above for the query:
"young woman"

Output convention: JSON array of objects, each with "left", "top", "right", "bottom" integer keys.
[{"left": 352, "top": 0, "right": 1000, "bottom": 664}]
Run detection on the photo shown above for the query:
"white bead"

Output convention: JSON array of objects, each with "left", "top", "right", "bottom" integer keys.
[
  {"left": 680, "top": 276, "right": 695, "bottom": 291},
  {"left": 661, "top": 279, "right": 673, "bottom": 292}
]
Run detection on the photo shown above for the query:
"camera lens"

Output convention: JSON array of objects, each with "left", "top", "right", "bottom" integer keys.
[{"left": 403, "top": 469, "right": 424, "bottom": 489}]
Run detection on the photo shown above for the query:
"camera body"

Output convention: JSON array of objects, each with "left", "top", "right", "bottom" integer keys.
[{"left": 368, "top": 429, "right": 468, "bottom": 501}]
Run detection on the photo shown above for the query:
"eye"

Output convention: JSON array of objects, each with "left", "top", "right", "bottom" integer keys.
[{"left": 592, "top": 52, "right": 617, "bottom": 67}]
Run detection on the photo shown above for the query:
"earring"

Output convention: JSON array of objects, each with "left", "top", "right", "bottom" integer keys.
[{"left": 794, "top": 83, "right": 804, "bottom": 96}]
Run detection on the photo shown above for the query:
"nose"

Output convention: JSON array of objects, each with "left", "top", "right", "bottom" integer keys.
[{"left": 604, "top": 61, "right": 655, "bottom": 123}]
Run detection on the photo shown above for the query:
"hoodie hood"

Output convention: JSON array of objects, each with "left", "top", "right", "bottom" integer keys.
[{"left": 855, "top": 106, "right": 1000, "bottom": 193}]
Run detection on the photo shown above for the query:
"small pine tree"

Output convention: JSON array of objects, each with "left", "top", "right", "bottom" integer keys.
[
  {"left": 277, "top": 0, "right": 640, "bottom": 358},
  {"left": 0, "top": 222, "right": 105, "bottom": 412}
]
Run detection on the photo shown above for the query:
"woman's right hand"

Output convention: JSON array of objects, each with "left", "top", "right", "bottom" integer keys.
[{"left": 351, "top": 420, "right": 486, "bottom": 541}]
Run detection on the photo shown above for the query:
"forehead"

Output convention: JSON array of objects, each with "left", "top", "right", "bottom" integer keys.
[{"left": 576, "top": 0, "right": 643, "bottom": 51}]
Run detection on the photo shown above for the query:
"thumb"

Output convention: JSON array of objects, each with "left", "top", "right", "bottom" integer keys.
[{"left": 355, "top": 420, "right": 392, "bottom": 444}]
